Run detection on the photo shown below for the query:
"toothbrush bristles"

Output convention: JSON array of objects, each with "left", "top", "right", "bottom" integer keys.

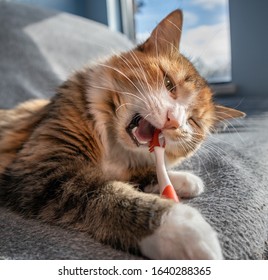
[{"left": 149, "top": 129, "right": 165, "bottom": 152}]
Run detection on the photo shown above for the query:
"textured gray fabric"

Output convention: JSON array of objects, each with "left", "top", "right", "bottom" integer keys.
[
  {"left": 0, "top": 2, "right": 267, "bottom": 260},
  {"left": 0, "top": 207, "right": 141, "bottom": 260},
  {"left": 180, "top": 112, "right": 268, "bottom": 259}
]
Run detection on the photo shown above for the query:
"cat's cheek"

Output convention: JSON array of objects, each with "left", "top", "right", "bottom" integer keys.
[{"left": 139, "top": 204, "right": 223, "bottom": 260}]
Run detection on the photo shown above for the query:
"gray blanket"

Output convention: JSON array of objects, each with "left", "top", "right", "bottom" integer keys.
[{"left": 0, "top": 2, "right": 267, "bottom": 260}]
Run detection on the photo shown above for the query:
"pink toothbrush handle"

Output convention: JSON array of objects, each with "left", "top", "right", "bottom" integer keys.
[{"left": 149, "top": 129, "right": 180, "bottom": 203}]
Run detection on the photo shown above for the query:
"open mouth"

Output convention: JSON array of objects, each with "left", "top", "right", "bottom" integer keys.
[{"left": 126, "top": 114, "right": 156, "bottom": 146}]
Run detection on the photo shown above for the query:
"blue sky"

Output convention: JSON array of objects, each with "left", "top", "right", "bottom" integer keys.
[
  {"left": 134, "top": 0, "right": 231, "bottom": 81},
  {"left": 135, "top": 0, "right": 229, "bottom": 34}
]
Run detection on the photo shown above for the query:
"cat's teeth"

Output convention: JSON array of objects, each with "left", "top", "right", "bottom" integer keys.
[
  {"left": 132, "top": 127, "right": 137, "bottom": 134},
  {"left": 131, "top": 127, "right": 148, "bottom": 145},
  {"left": 138, "top": 140, "right": 148, "bottom": 145},
  {"left": 130, "top": 127, "right": 140, "bottom": 146}
]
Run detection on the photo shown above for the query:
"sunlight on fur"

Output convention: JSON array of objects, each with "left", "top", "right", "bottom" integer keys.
[{"left": 0, "top": 10, "right": 245, "bottom": 260}]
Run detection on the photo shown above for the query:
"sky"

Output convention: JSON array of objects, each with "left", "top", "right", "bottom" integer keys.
[{"left": 134, "top": 0, "right": 231, "bottom": 82}]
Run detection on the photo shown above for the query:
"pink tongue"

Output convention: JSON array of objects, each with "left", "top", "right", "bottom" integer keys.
[{"left": 134, "top": 118, "right": 155, "bottom": 142}]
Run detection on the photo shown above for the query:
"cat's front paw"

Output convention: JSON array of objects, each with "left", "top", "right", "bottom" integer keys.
[
  {"left": 139, "top": 204, "right": 223, "bottom": 260},
  {"left": 168, "top": 171, "right": 204, "bottom": 198}
]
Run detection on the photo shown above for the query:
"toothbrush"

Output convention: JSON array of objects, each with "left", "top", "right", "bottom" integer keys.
[{"left": 149, "top": 129, "right": 179, "bottom": 202}]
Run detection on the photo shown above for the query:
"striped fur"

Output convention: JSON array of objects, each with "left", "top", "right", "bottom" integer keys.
[{"left": 0, "top": 10, "right": 244, "bottom": 258}]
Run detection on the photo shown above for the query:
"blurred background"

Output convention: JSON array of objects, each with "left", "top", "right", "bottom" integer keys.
[{"left": 2, "top": 0, "right": 268, "bottom": 97}]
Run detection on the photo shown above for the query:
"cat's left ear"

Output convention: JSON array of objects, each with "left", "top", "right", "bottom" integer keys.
[
  {"left": 214, "top": 105, "right": 246, "bottom": 122},
  {"left": 138, "top": 9, "right": 183, "bottom": 54}
]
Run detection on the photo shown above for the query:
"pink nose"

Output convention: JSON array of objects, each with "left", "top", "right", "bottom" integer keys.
[{"left": 163, "top": 111, "right": 179, "bottom": 129}]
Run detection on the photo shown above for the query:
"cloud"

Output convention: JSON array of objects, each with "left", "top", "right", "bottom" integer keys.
[
  {"left": 135, "top": 11, "right": 199, "bottom": 43},
  {"left": 183, "top": 11, "right": 199, "bottom": 27},
  {"left": 190, "top": 0, "right": 227, "bottom": 10},
  {"left": 137, "top": 22, "right": 231, "bottom": 68},
  {"left": 181, "top": 22, "right": 231, "bottom": 80},
  {"left": 135, "top": 17, "right": 231, "bottom": 81}
]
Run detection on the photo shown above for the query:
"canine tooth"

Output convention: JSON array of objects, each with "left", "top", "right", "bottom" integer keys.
[{"left": 132, "top": 127, "right": 137, "bottom": 134}]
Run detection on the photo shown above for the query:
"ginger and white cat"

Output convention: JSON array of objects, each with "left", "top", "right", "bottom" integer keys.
[{"left": 0, "top": 10, "right": 244, "bottom": 259}]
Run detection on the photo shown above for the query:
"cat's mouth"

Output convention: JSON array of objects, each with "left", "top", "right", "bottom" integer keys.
[{"left": 126, "top": 114, "right": 156, "bottom": 146}]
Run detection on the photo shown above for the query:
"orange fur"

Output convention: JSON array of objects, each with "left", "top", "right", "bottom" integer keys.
[{"left": 0, "top": 10, "right": 244, "bottom": 257}]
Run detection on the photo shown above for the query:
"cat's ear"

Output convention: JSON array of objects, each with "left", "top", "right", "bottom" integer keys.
[
  {"left": 138, "top": 9, "right": 183, "bottom": 54},
  {"left": 214, "top": 105, "right": 246, "bottom": 122}
]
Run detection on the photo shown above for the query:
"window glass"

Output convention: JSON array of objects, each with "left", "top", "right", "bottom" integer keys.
[{"left": 134, "top": 0, "right": 231, "bottom": 83}]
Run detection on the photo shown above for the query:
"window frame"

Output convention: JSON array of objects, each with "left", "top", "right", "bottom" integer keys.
[{"left": 111, "top": 0, "right": 235, "bottom": 95}]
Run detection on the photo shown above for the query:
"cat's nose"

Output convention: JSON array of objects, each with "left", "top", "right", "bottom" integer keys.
[{"left": 163, "top": 111, "right": 179, "bottom": 129}]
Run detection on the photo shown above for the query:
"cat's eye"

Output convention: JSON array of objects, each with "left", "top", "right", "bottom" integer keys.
[{"left": 164, "top": 76, "right": 175, "bottom": 93}]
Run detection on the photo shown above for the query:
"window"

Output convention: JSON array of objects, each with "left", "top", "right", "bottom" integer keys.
[
  {"left": 133, "top": 0, "right": 231, "bottom": 84},
  {"left": 15, "top": 0, "right": 232, "bottom": 86}
]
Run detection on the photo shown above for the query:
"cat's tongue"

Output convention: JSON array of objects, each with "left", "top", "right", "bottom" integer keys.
[{"left": 133, "top": 118, "right": 155, "bottom": 144}]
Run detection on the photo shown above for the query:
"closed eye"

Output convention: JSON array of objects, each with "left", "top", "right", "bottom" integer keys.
[{"left": 188, "top": 117, "right": 201, "bottom": 129}]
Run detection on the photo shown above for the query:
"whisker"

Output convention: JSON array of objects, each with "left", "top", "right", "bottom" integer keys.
[
  {"left": 154, "top": 27, "right": 160, "bottom": 92},
  {"left": 199, "top": 142, "right": 233, "bottom": 171},
  {"left": 90, "top": 84, "right": 148, "bottom": 106},
  {"left": 117, "top": 54, "right": 149, "bottom": 101},
  {"left": 116, "top": 103, "right": 147, "bottom": 112},
  {"left": 143, "top": 112, "right": 152, "bottom": 121},
  {"left": 191, "top": 133, "right": 236, "bottom": 170},
  {"left": 209, "top": 115, "right": 246, "bottom": 143},
  {"left": 166, "top": 19, "right": 182, "bottom": 34},
  {"left": 191, "top": 126, "right": 244, "bottom": 155},
  {"left": 97, "top": 63, "right": 145, "bottom": 99},
  {"left": 184, "top": 140, "right": 216, "bottom": 177},
  {"left": 128, "top": 50, "right": 153, "bottom": 93},
  {"left": 128, "top": 53, "right": 160, "bottom": 117},
  {"left": 180, "top": 138, "right": 211, "bottom": 179}
]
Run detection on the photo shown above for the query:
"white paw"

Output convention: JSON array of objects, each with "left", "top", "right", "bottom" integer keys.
[
  {"left": 168, "top": 171, "right": 204, "bottom": 198},
  {"left": 139, "top": 204, "right": 223, "bottom": 260}
]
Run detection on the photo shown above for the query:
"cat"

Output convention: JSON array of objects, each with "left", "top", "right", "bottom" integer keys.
[{"left": 0, "top": 10, "right": 244, "bottom": 259}]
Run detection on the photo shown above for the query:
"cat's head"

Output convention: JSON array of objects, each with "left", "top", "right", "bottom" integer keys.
[{"left": 90, "top": 10, "right": 245, "bottom": 165}]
